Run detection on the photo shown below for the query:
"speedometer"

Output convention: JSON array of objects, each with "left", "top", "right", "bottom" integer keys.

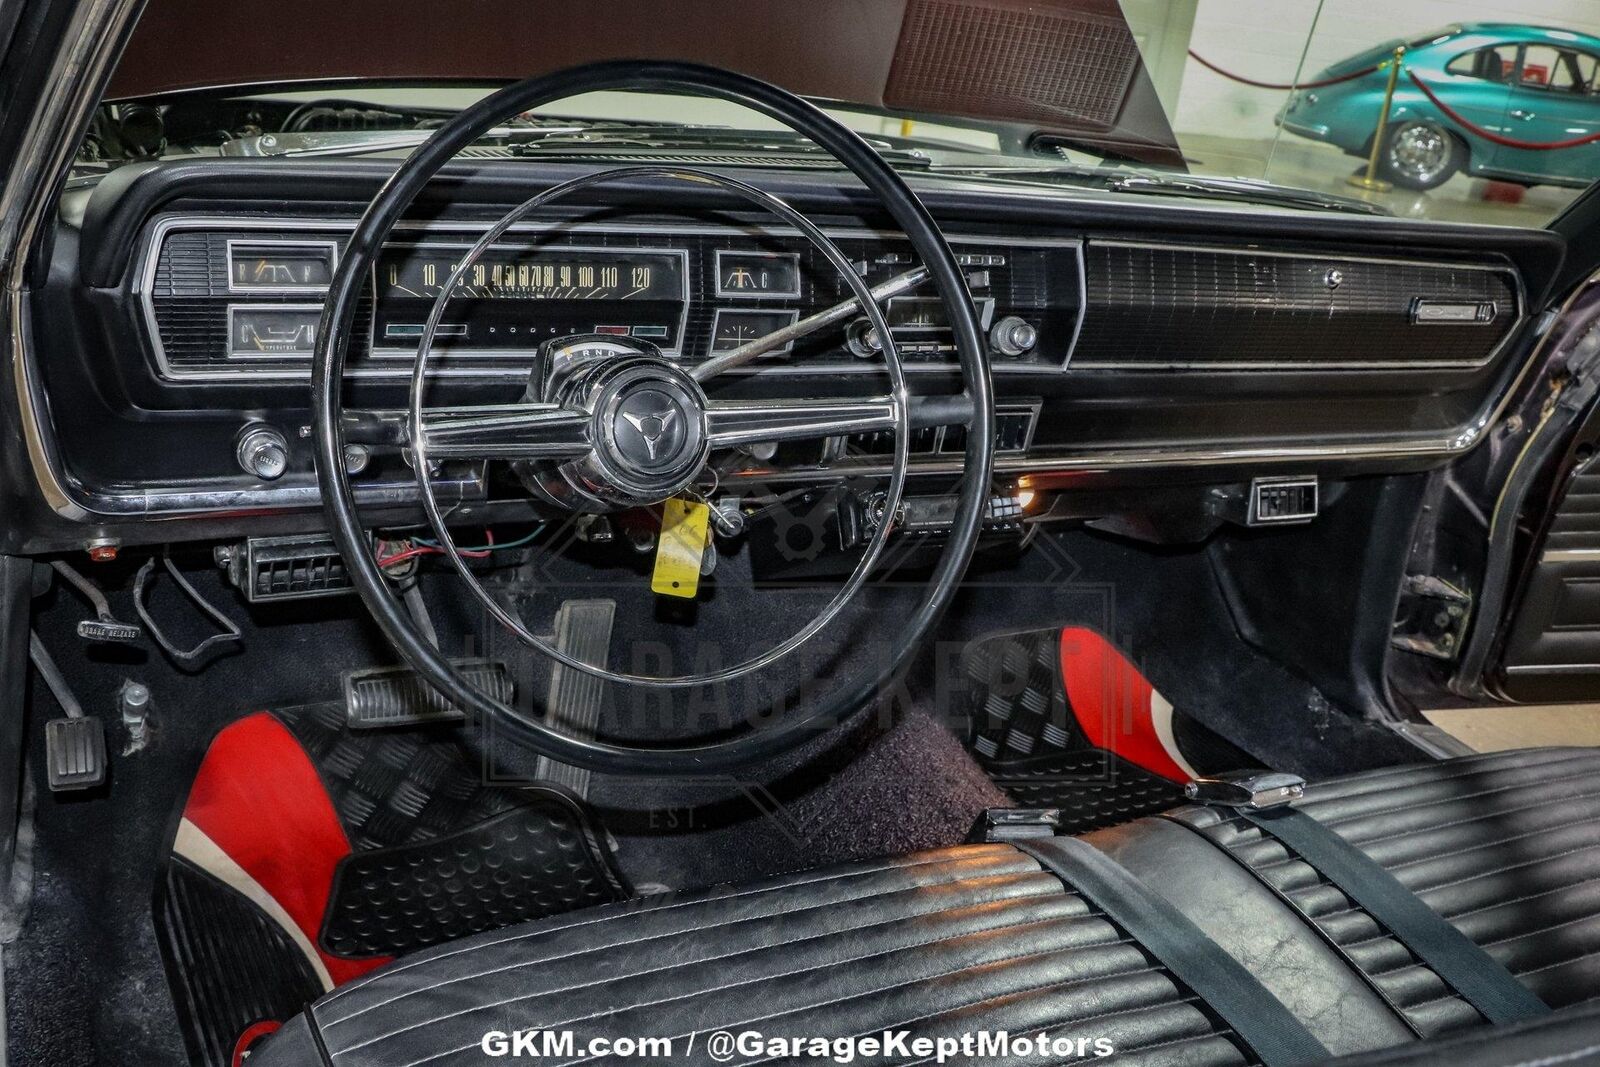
[
  {"left": 380, "top": 247, "right": 684, "bottom": 302},
  {"left": 372, "top": 243, "right": 691, "bottom": 355}
]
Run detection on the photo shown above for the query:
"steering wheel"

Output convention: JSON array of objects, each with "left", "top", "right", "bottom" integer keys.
[{"left": 312, "top": 60, "right": 994, "bottom": 775}]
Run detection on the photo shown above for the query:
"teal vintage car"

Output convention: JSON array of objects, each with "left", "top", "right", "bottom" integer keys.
[{"left": 1279, "top": 23, "right": 1600, "bottom": 190}]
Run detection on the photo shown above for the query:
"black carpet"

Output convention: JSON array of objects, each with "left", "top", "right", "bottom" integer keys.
[{"left": 4, "top": 518, "right": 1424, "bottom": 1065}]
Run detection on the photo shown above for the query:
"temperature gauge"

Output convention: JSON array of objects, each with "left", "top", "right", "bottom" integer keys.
[
  {"left": 710, "top": 309, "right": 798, "bottom": 353},
  {"left": 228, "top": 305, "right": 321, "bottom": 357},
  {"left": 715, "top": 251, "right": 801, "bottom": 298}
]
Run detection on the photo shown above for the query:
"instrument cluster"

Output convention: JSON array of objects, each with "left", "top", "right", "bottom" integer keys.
[{"left": 138, "top": 217, "right": 1085, "bottom": 382}]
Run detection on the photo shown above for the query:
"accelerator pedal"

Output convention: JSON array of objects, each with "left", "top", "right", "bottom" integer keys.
[
  {"left": 343, "top": 658, "right": 513, "bottom": 729},
  {"left": 533, "top": 599, "right": 616, "bottom": 799}
]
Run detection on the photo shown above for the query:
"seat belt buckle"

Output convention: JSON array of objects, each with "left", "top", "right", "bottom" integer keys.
[
  {"left": 1184, "top": 770, "right": 1306, "bottom": 810},
  {"left": 969, "top": 807, "right": 1061, "bottom": 843}
]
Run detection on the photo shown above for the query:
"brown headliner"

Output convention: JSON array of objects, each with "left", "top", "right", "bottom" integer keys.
[{"left": 105, "top": 0, "right": 1182, "bottom": 164}]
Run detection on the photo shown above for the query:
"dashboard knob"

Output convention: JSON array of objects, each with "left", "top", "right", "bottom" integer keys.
[
  {"left": 845, "top": 318, "right": 883, "bottom": 360},
  {"left": 236, "top": 424, "right": 288, "bottom": 481},
  {"left": 990, "top": 316, "right": 1038, "bottom": 357}
]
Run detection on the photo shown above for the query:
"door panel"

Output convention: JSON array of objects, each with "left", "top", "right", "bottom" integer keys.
[{"left": 1499, "top": 453, "right": 1600, "bottom": 700}]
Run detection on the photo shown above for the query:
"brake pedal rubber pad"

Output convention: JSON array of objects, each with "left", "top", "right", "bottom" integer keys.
[{"left": 45, "top": 716, "right": 106, "bottom": 791}]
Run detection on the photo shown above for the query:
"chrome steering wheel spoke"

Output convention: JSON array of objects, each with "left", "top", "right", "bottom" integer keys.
[
  {"left": 705, "top": 397, "right": 897, "bottom": 449},
  {"left": 416, "top": 403, "right": 591, "bottom": 461}
]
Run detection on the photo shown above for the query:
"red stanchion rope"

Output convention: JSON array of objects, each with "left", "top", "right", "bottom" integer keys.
[
  {"left": 1405, "top": 68, "right": 1600, "bottom": 150},
  {"left": 1187, "top": 50, "right": 1379, "bottom": 90}
]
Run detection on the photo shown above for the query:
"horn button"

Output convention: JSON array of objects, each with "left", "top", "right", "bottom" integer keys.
[
  {"left": 538, "top": 355, "right": 711, "bottom": 509},
  {"left": 609, "top": 384, "right": 697, "bottom": 473}
]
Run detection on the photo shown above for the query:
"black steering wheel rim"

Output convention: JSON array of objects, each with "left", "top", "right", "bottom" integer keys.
[{"left": 311, "top": 59, "right": 995, "bottom": 775}]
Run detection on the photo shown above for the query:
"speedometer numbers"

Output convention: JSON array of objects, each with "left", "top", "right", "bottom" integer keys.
[{"left": 381, "top": 249, "right": 683, "bottom": 303}]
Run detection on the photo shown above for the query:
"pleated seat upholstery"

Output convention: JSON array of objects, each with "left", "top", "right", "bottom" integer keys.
[
  {"left": 262, "top": 845, "right": 1248, "bottom": 1067},
  {"left": 1170, "top": 747, "right": 1600, "bottom": 1037},
  {"left": 254, "top": 748, "right": 1600, "bottom": 1067}
]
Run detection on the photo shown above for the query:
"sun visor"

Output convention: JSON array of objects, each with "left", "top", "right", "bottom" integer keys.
[
  {"left": 885, "top": 0, "right": 1182, "bottom": 165},
  {"left": 103, "top": 0, "right": 1182, "bottom": 165}
]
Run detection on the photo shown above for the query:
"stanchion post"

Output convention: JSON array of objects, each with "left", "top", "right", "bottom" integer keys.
[{"left": 1347, "top": 45, "right": 1405, "bottom": 192}]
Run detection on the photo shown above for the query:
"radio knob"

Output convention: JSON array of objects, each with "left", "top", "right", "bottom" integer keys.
[
  {"left": 236, "top": 424, "right": 288, "bottom": 481},
  {"left": 991, "top": 316, "right": 1038, "bottom": 357}
]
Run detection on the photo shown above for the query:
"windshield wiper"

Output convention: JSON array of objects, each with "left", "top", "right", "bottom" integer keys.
[
  {"left": 220, "top": 123, "right": 933, "bottom": 168},
  {"left": 928, "top": 163, "right": 1389, "bottom": 216},
  {"left": 220, "top": 124, "right": 586, "bottom": 158}
]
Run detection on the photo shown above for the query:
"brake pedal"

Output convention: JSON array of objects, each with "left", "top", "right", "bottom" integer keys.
[
  {"left": 344, "top": 658, "right": 514, "bottom": 729},
  {"left": 534, "top": 599, "right": 616, "bottom": 799},
  {"left": 30, "top": 632, "right": 107, "bottom": 791},
  {"left": 45, "top": 718, "right": 107, "bottom": 792}
]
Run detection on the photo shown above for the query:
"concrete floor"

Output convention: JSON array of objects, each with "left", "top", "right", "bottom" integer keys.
[
  {"left": 1179, "top": 133, "right": 1582, "bottom": 228},
  {"left": 1424, "top": 705, "right": 1600, "bottom": 752}
]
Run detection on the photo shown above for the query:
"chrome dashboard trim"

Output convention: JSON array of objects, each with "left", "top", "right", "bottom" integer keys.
[
  {"left": 133, "top": 214, "right": 1087, "bottom": 381},
  {"left": 0, "top": 1, "right": 1551, "bottom": 524}
]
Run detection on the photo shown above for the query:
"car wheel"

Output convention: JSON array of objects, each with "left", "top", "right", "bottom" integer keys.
[{"left": 1378, "top": 120, "right": 1464, "bottom": 190}]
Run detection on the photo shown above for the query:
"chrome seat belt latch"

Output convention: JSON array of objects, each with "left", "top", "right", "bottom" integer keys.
[{"left": 1184, "top": 770, "right": 1307, "bottom": 810}]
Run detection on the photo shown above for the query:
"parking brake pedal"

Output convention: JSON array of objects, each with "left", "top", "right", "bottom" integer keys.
[
  {"left": 52, "top": 561, "right": 141, "bottom": 644},
  {"left": 344, "top": 658, "right": 514, "bottom": 729},
  {"left": 30, "top": 632, "right": 106, "bottom": 791},
  {"left": 534, "top": 599, "right": 616, "bottom": 799}
]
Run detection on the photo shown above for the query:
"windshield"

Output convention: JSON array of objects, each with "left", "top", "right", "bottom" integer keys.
[{"left": 83, "top": 0, "right": 1600, "bottom": 226}]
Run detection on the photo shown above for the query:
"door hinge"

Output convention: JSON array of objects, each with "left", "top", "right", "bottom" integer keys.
[{"left": 1391, "top": 575, "right": 1472, "bottom": 661}]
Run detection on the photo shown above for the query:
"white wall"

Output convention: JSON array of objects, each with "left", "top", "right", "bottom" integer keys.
[{"left": 1174, "top": 0, "right": 1600, "bottom": 138}]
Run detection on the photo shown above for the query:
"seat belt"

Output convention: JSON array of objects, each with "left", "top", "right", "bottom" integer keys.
[
  {"left": 1188, "top": 771, "right": 1551, "bottom": 1027},
  {"left": 1016, "top": 836, "right": 1330, "bottom": 1067}
]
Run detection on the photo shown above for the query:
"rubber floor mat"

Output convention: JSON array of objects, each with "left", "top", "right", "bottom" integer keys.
[
  {"left": 153, "top": 705, "right": 629, "bottom": 1067},
  {"left": 322, "top": 799, "right": 626, "bottom": 957},
  {"left": 963, "top": 626, "right": 1256, "bottom": 833}
]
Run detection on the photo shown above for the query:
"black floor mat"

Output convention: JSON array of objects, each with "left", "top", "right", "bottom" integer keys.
[
  {"left": 321, "top": 800, "right": 625, "bottom": 958},
  {"left": 153, "top": 704, "right": 629, "bottom": 1067},
  {"left": 961, "top": 627, "right": 1255, "bottom": 833},
  {"left": 155, "top": 859, "right": 324, "bottom": 1067}
]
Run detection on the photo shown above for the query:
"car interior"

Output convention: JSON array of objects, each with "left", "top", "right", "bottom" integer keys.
[{"left": 7, "top": 1, "right": 1600, "bottom": 1065}]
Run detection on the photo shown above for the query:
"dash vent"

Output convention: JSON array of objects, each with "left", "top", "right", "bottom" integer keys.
[{"left": 225, "top": 534, "right": 354, "bottom": 602}]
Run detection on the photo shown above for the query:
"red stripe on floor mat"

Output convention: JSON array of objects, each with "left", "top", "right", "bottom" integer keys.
[
  {"left": 184, "top": 712, "right": 392, "bottom": 984},
  {"left": 1059, "top": 628, "right": 1190, "bottom": 783}
]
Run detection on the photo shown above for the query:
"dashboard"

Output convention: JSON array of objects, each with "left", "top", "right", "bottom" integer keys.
[{"left": 13, "top": 157, "right": 1567, "bottom": 549}]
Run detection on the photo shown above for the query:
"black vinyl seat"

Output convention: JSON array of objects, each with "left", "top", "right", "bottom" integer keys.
[{"left": 252, "top": 748, "right": 1600, "bottom": 1067}]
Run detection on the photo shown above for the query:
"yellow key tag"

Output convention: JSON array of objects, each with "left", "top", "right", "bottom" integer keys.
[{"left": 652, "top": 497, "right": 711, "bottom": 599}]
